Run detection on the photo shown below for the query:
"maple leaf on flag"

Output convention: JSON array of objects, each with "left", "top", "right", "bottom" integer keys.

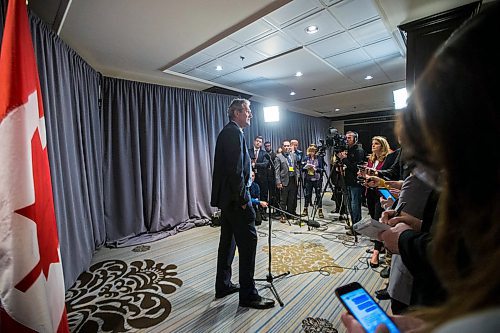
[
  {"left": 15, "top": 128, "right": 61, "bottom": 292},
  {"left": 0, "top": 0, "right": 69, "bottom": 332}
]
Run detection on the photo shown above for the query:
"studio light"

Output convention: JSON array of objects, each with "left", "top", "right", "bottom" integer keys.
[
  {"left": 263, "top": 106, "right": 279, "bottom": 123},
  {"left": 393, "top": 88, "right": 408, "bottom": 109}
]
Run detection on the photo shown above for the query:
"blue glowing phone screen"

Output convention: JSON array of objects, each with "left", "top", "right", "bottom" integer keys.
[
  {"left": 340, "top": 288, "right": 400, "bottom": 333},
  {"left": 378, "top": 188, "right": 394, "bottom": 200}
]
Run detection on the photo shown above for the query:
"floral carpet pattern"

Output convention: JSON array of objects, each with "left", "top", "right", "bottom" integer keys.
[
  {"left": 302, "top": 317, "right": 339, "bottom": 333},
  {"left": 262, "top": 241, "right": 344, "bottom": 275},
  {"left": 65, "top": 259, "right": 182, "bottom": 332}
]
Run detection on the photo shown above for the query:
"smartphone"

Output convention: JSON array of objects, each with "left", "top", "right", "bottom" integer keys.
[
  {"left": 335, "top": 282, "right": 400, "bottom": 333},
  {"left": 378, "top": 188, "right": 395, "bottom": 201}
]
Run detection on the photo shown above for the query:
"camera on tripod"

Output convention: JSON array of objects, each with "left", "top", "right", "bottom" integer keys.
[{"left": 318, "top": 127, "right": 348, "bottom": 156}]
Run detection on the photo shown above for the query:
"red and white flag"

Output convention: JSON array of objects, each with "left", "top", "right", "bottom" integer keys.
[{"left": 0, "top": 0, "right": 69, "bottom": 332}]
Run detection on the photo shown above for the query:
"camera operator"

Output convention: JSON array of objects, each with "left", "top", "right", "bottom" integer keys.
[{"left": 338, "top": 131, "right": 365, "bottom": 234}]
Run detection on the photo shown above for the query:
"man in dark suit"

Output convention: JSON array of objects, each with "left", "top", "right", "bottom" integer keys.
[
  {"left": 211, "top": 98, "right": 275, "bottom": 310},
  {"left": 248, "top": 135, "right": 269, "bottom": 220}
]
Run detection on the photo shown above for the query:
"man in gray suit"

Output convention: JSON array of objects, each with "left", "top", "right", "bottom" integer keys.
[
  {"left": 211, "top": 98, "right": 275, "bottom": 309},
  {"left": 274, "top": 140, "right": 299, "bottom": 223}
]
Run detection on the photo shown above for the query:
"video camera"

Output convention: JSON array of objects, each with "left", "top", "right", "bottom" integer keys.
[{"left": 318, "top": 128, "right": 348, "bottom": 156}]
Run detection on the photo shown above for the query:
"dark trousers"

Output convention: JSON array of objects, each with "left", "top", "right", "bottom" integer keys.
[
  {"left": 255, "top": 175, "right": 268, "bottom": 202},
  {"left": 347, "top": 185, "right": 363, "bottom": 224},
  {"left": 280, "top": 175, "right": 297, "bottom": 217},
  {"left": 216, "top": 202, "right": 258, "bottom": 300},
  {"left": 304, "top": 179, "right": 322, "bottom": 208}
]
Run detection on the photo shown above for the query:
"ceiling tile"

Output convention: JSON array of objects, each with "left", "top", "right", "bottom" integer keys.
[
  {"left": 214, "top": 69, "right": 264, "bottom": 84},
  {"left": 176, "top": 52, "right": 212, "bottom": 69},
  {"left": 329, "top": 0, "right": 380, "bottom": 29},
  {"left": 244, "top": 48, "right": 330, "bottom": 80},
  {"left": 237, "top": 78, "right": 292, "bottom": 100},
  {"left": 282, "top": 10, "right": 344, "bottom": 45},
  {"left": 339, "top": 59, "right": 388, "bottom": 84},
  {"left": 249, "top": 32, "right": 299, "bottom": 58},
  {"left": 306, "top": 31, "right": 357, "bottom": 58},
  {"left": 167, "top": 63, "right": 192, "bottom": 74},
  {"left": 375, "top": 55, "right": 406, "bottom": 81},
  {"left": 220, "top": 46, "right": 267, "bottom": 68},
  {"left": 228, "top": 20, "right": 276, "bottom": 45},
  {"left": 264, "top": 0, "right": 323, "bottom": 28},
  {"left": 185, "top": 68, "right": 218, "bottom": 81},
  {"left": 202, "top": 38, "right": 241, "bottom": 58},
  {"left": 363, "top": 38, "right": 400, "bottom": 59},
  {"left": 197, "top": 59, "right": 241, "bottom": 76},
  {"left": 325, "top": 48, "right": 370, "bottom": 68},
  {"left": 348, "top": 19, "right": 390, "bottom": 45}
]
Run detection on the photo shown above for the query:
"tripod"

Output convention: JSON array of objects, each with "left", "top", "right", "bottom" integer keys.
[
  {"left": 255, "top": 203, "right": 290, "bottom": 307},
  {"left": 332, "top": 160, "right": 358, "bottom": 243}
]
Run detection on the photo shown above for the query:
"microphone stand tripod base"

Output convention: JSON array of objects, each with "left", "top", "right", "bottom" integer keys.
[{"left": 255, "top": 205, "right": 289, "bottom": 307}]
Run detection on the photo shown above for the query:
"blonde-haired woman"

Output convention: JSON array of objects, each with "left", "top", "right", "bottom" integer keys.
[{"left": 366, "top": 136, "right": 392, "bottom": 267}]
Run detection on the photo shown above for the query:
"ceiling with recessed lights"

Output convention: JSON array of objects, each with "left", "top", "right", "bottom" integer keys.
[{"left": 29, "top": 0, "right": 483, "bottom": 118}]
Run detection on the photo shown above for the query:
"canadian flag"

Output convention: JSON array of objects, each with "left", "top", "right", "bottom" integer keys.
[{"left": 0, "top": 0, "right": 69, "bottom": 332}]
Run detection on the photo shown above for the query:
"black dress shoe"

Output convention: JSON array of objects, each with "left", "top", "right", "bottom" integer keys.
[
  {"left": 375, "top": 288, "right": 390, "bottom": 300},
  {"left": 215, "top": 283, "right": 240, "bottom": 299},
  {"left": 239, "top": 296, "right": 275, "bottom": 309},
  {"left": 369, "top": 261, "right": 380, "bottom": 268},
  {"left": 380, "top": 266, "right": 391, "bottom": 279}
]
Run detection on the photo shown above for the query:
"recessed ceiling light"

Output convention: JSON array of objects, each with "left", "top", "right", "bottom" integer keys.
[
  {"left": 305, "top": 25, "right": 319, "bottom": 34},
  {"left": 290, "top": 91, "right": 296, "bottom": 96},
  {"left": 295, "top": 71, "right": 303, "bottom": 77},
  {"left": 335, "top": 108, "right": 340, "bottom": 112},
  {"left": 364, "top": 75, "right": 373, "bottom": 80},
  {"left": 215, "top": 65, "right": 223, "bottom": 71}
]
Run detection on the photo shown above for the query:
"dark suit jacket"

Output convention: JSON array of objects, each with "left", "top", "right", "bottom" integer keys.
[
  {"left": 248, "top": 148, "right": 268, "bottom": 178},
  {"left": 211, "top": 121, "right": 251, "bottom": 209}
]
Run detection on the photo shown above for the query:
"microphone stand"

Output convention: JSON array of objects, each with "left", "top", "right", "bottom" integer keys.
[{"left": 255, "top": 152, "right": 289, "bottom": 306}]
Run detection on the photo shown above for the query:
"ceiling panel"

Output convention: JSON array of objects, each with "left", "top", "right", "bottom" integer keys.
[
  {"left": 348, "top": 19, "right": 391, "bottom": 45},
  {"left": 363, "top": 38, "right": 401, "bottom": 59},
  {"left": 325, "top": 48, "right": 370, "bottom": 68},
  {"left": 264, "top": 0, "right": 323, "bottom": 28},
  {"left": 329, "top": 0, "right": 380, "bottom": 28},
  {"left": 249, "top": 32, "right": 300, "bottom": 57},
  {"left": 202, "top": 38, "right": 242, "bottom": 58},
  {"left": 243, "top": 48, "right": 332, "bottom": 80},
  {"left": 282, "top": 10, "right": 343, "bottom": 44},
  {"left": 340, "top": 60, "right": 389, "bottom": 84},
  {"left": 228, "top": 20, "right": 276, "bottom": 45},
  {"left": 39, "top": 0, "right": 478, "bottom": 118},
  {"left": 219, "top": 46, "right": 267, "bottom": 68},
  {"left": 306, "top": 31, "right": 358, "bottom": 58}
]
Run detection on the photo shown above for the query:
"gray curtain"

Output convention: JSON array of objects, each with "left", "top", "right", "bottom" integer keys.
[
  {"left": 29, "top": 13, "right": 105, "bottom": 290},
  {"left": 102, "top": 78, "right": 234, "bottom": 244},
  {"left": 2, "top": 0, "right": 331, "bottom": 288},
  {"left": 102, "top": 78, "right": 331, "bottom": 246}
]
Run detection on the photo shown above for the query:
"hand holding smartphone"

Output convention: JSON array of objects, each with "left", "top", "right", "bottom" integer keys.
[
  {"left": 336, "top": 282, "right": 400, "bottom": 333},
  {"left": 378, "top": 187, "right": 396, "bottom": 201}
]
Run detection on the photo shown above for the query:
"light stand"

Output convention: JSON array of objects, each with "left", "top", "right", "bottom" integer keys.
[{"left": 255, "top": 203, "right": 290, "bottom": 307}]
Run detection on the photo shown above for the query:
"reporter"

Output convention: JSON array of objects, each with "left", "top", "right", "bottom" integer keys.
[{"left": 342, "top": 2, "right": 500, "bottom": 332}]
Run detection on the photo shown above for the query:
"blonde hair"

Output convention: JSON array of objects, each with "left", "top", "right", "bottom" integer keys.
[
  {"left": 368, "top": 136, "right": 390, "bottom": 163},
  {"left": 306, "top": 144, "right": 317, "bottom": 155}
]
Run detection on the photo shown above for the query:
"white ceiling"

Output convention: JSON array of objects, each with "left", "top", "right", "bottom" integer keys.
[{"left": 46, "top": 0, "right": 483, "bottom": 118}]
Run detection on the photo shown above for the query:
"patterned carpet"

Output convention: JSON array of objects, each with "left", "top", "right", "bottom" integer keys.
[
  {"left": 66, "top": 259, "right": 182, "bottom": 332},
  {"left": 65, "top": 201, "right": 390, "bottom": 332}
]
